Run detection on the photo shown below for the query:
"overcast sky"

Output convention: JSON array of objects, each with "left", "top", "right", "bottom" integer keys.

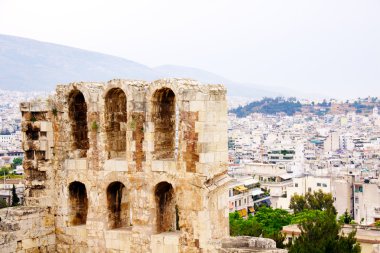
[{"left": 0, "top": 0, "right": 379, "bottom": 98}]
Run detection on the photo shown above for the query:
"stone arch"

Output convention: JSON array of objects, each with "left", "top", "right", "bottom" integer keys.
[
  {"left": 68, "top": 181, "right": 88, "bottom": 226},
  {"left": 106, "top": 181, "right": 129, "bottom": 229},
  {"left": 155, "top": 181, "right": 179, "bottom": 233},
  {"left": 104, "top": 88, "right": 127, "bottom": 158},
  {"left": 152, "top": 88, "right": 176, "bottom": 160},
  {"left": 68, "top": 89, "right": 89, "bottom": 157}
]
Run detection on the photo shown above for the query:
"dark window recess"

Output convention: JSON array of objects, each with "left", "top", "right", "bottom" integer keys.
[
  {"left": 68, "top": 90, "right": 89, "bottom": 155},
  {"left": 152, "top": 88, "right": 175, "bottom": 160},
  {"left": 107, "top": 181, "right": 129, "bottom": 229},
  {"left": 68, "top": 181, "right": 88, "bottom": 226},
  {"left": 105, "top": 88, "right": 127, "bottom": 158},
  {"left": 155, "top": 181, "right": 178, "bottom": 233}
]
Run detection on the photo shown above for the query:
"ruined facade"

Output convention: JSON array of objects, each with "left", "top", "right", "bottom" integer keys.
[
  {"left": 0, "top": 78, "right": 286, "bottom": 253},
  {"left": 15, "top": 79, "right": 231, "bottom": 252}
]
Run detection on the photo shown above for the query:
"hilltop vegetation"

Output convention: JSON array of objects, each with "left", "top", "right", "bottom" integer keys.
[
  {"left": 230, "top": 97, "right": 302, "bottom": 117},
  {"left": 231, "top": 96, "right": 380, "bottom": 117}
]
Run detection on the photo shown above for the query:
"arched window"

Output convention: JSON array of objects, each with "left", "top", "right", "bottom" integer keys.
[
  {"left": 105, "top": 88, "right": 127, "bottom": 159},
  {"left": 155, "top": 182, "right": 179, "bottom": 233},
  {"left": 152, "top": 88, "right": 175, "bottom": 160},
  {"left": 68, "top": 90, "right": 89, "bottom": 156},
  {"left": 68, "top": 181, "right": 88, "bottom": 226},
  {"left": 107, "top": 181, "right": 129, "bottom": 229}
]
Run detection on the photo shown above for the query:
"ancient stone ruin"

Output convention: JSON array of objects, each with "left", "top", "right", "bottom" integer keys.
[{"left": 0, "top": 78, "right": 284, "bottom": 253}]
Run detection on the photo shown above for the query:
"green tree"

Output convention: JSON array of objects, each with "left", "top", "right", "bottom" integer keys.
[
  {"left": 253, "top": 207, "right": 291, "bottom": 248},
  {"left": 291, "top": 209, "right": 325, "bottom": 224},
  {"left": 289, "top": 194, "right": 307, "bottom": 213},
  {"left": 229, "top": 212, "right": 262, "bottom": 237},
  {"left": 289, "top": 190, "right": 336, "bottom": 214},
  {"left": 12, "top": 157, "right": 23, "bottom": 166},
  {"left": 0, "top": 167, "right": 10, "bottom": 176},
  {"left": 229, "top": 208, "right": 292, "bottom": 248},
  {"left": 306, "top": 190, "right": 335, "bottom": 213},
  {"left": 11, "top": 184, "right": 20, "bottom": 206},
  {"left": 288, "top": 211, "right": 360, "bottom": 253},
  {"left": 254, "top": 207, "right": 292, "bottom": 234},
  {"left": 0, "top": 199, "right": 7, "bottom": 209},
  {"left": 338, "top": 210, "right": 353, "bottom": 225}
]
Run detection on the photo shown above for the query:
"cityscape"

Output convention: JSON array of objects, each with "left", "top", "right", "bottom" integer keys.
[
  {"left": 1, "top": 1, "right": 380, "bottom": 252},
  {"left": 1, "top": 86, "right": 380, "bottom": 251}
]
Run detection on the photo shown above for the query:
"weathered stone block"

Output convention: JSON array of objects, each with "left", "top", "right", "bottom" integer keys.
[
  {"left": 39, "top": 121, "right": 53, "bottom": 132},
  {"left": 189, "top": 101, "right": 206, "bottom": 112},
  {"left": 64, "top": 158, "right": 88, "bottom": 170},
  {"left": 104, "top": 159, "right": 128, "bottom": 171},
  {"left": 199, "top": 153, "right": 215, "bottom": 163},
  {"left": 151, "top": 160, "right": 164, "bottom": 172}
]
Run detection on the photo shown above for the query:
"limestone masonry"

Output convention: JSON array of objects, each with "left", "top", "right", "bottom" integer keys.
[{"left": 0, "top": 79, "right": 284, "bottom": 253}]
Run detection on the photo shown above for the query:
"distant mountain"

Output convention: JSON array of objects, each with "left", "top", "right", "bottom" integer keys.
[
  {"left": 0, "top": 34, "right": 159, "bottom": 91},
  {"left": 154, "top": 65, "right": 232, "bottom": 84},
  {"left": 0, "top": 34, "right": 287, "bottom": 98},
  {"left": 153, "top": 65, "right": 285, "bottom": 98}
]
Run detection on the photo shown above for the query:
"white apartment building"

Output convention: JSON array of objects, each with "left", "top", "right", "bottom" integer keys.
[
  {"left": 331, "top": 175, "right": 355, "bottom": 217},
  {"left": 339, "top": 133, "right": 355, "bottom": 151},
  {"left": 284, "top": 173, "right": 357, "bottom": 217},
  {"left": 228, "top": 177, "right": 271, "bottom": 217},
  {"left": 0, "top": 134, "right": 12, "bottom": 144},
  {"left": 285, "top": 174, "right": 332, "bottom": 211},
  {"left": 267, "top": 148, "right": 295, "bottom": 164},
  {"left": 324, "top": 132, "right": 340, "bottom": 152},
  {"left": 353, "top": 180, "right": 380, "bottom": 225},
  {"left": 243, "top": 163, "right": 293, "bottom": 209}
]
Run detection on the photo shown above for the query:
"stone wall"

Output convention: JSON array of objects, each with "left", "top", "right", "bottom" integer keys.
[
  {"left": 20, "top": 99, "right": 56, "bottom": 208},
  {"left": 219, "top": 237, "right": 287, "bottom": 253},
  {"left": 18, "top": 79, "right": 231, "bottom": 253},
  {"left": 0, "top": 207, "right": 55, "bottom": 253}
]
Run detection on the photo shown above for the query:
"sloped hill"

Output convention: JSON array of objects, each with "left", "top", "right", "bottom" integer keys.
[
  {"left": 230, "top": 97, "right": 302, "bottom": 117},
  {"left": 0, "top": 34, "right": 287, "bottom": 99},
  {"left": 0, "top": 34, "right": 159, "bottom": 91},
  {"left": 154, "top": 65, "right": 282, "bottom": 98},
  {"left": 154, "top": 64, "right": 231, "bottom": 84}
]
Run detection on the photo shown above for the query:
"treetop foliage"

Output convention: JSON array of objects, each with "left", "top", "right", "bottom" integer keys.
[
  {"left": 289, "top": 210, "right": 360, "bottom": 253},
  {"left": 13, "top": 157, "right": 23, "bottom": 166},
  {"left": 229, "top": 206, "right": 290, "bottom": 248},
  {"left": 289, "top": 190, "right": 336, "bottom": 214},
  {"left": 230, "top": 190, "right": 360, "bottom": 252},
  {"left": 338, "top": 210, "right": 353, "bottom": 225}
]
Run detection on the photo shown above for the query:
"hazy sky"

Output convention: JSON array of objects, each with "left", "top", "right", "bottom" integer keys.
[{"left": 0, "top": 0, "right": 379, "bottom": 98}]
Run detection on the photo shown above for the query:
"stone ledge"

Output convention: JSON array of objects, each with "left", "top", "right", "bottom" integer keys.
[
  {"left": 105, "top": 228, "right": 132, "bottom": 251},
  {"left": 64, "top": 158, "right": 88, "bottom": 170},
  {"left": 104, "top": 159, "right": 128, "bottom": 171},
  {"left": 151, "top": 232, "right": 180, "bottom": 253},
  {"left": 219, "top": 237, "right": 287, "bottom": 253},
  {"left": 219, "top": 249, "right": 287, "bottom": 253},
  {"left": 151, "top": 160, "right": 177, "bottom": 172}
]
